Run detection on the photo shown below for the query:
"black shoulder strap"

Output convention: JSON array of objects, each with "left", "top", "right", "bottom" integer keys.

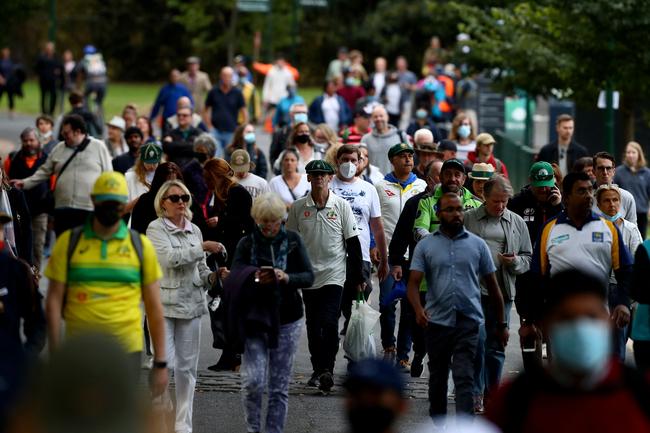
[
  {"left": 66, "top": 226, "right": 85, "bottom": 268},
  {"left": 57, "top": 137, "right": 90, "bottom": 183}
]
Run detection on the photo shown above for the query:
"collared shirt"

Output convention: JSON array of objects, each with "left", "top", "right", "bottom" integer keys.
[
  {"left": 45, "top": 220, "right": 162, "bottom": 352},
  {"left": 163, "top": 217, "right": 193, "bottom": 233},
  {"left": 286, "top": 192, "right": 359, "bottom": 289},
  {"left": 321, "top": 93, "right": 341, "bottom": 132},
  {"left": 410, "top": 227, "right": 496, "bottom": 326},
  {"left": 532, "top": 211, "right": 632, "bottom": 282},
  {"left": 414, "top": 185, "right": 483, "bottom": 239}
]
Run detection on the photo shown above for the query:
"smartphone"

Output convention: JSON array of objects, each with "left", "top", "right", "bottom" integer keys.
[
  {"left": 502, "top": 253, "right": 515, "bottom": 258},
  {"left": 522, "top": 339, "right": 537, "bottom": 353}
]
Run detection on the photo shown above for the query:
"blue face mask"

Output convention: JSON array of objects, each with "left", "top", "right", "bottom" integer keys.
[
  {"left": 601, "top": 211, "right": 622, "bottom": 222},
  {"left": 457, "top": 124, "right": 471, "bottom": 139},
  {"left": 550, "top": 318, "right": 611, "bottom": 374},
  {"left": 345, "top": 77, "right": 358, "bottom": 87},
  {"left": 244, "top": 132, "right": 256, "bottom": 144},
  {"left": 293, "top": 113, "right": 308, "bottom": 124}
]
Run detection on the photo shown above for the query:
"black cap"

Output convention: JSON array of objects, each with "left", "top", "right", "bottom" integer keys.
[
  {"left": 124, "top": 126, "right": 143, "bottom": 139},
  {"left": 344, "top": 358, "right": 405, "bottom": 397},
  {"left": 441, "top": 158, "right": 465, "bottom": 174},
  {"left": 438, "top": 139, "right": 457, "bottom": 152}
]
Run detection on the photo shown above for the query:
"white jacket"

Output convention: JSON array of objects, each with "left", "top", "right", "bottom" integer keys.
[
  {"left": 375, "top": 175, "right": 427, "bottom": 246},
  {"left": 22, "top": 137, "right": 113, "bottom": 211}
]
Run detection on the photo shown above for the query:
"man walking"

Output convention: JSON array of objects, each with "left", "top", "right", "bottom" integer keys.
[
  {"left": 537, "top": 114, "right": 588, "bottom": 176},
  {"left": 150, "top": 69, "right": 193, "bottom": 127},
  {"left": 12, "top": 114, "right": 113, "bottom": 235},
  {"left": 286, "top": 160, "right": 363, "bottom": 394},
  {"left": 35, "top": 41, "right": 62, "bottom": 116},
  {"left": 180, "top": 56, "right": 212, "bottom": 115},
  {"left": 407, "top": 192, "right": 508, "bottom": 418},
  {"left": 44, "top": 172, "right": 167, "bottom": 395},
  {"left": 361, "top": 105, "right": 409, "bottom": 176},
  {"left": 374, "top": 143, "right": 427, "bottom": 369}
]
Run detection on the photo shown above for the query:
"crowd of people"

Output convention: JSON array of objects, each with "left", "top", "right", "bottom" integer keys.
[{"left": 1, "top": 38, "right": 650, "bottom": 433}]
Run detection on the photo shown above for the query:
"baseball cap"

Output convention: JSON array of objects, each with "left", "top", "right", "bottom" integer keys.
[
  {"left": 140, "top": 143, "right": 162, "bottom": 164},
  {"left": 414, "top": 141, "right": 441, "bottom": 154},
  {"left": 475, "top": 132, "right": 496, "bottom": 147},
  {"left": 388, "top": 143, "right": 414, "bottom": 159},
  {"left": 0, "top": 210, "right": 12, "bottom": 224},
  {"left": 441, "top": 158, "right": 465, "bottom": 174},
  {"left": 230, "top": 149, "right": 255, "bottom": 173},
  {"left": 468, "top": 162, "right": 495, "bottom": 180},
  {"left": 438, "top": 139, "right": 457, "bottom": 152},
  {"left": 530, "top": 161, "right": 555, "bottom": 187},
  {"left": 91, "top": 172, "right": 129, "bottom": 203},
  {"left": 186, "top": 56, "right": 200, "bottom": 64},
  {"left": 344, "top": 358, "right": 405, "bottom": 397},
  {"left": 106, "top": 116, "right": 125, "bottom": 132},
  {"left": 305, "top": 159, "right": 335, "bottom": 174}
]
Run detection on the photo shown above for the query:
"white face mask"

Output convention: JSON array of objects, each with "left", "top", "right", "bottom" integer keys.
[{"left": 339, "top": 161, "right": 357, "bottom": 179}]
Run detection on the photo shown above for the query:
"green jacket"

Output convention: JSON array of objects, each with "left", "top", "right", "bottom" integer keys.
[{"left": 413, "top": 186, "right": 483, "bottom": 241}]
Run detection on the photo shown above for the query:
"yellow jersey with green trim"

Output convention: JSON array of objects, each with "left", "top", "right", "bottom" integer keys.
[{"left": 45, "top": 220, "right": 162, "bottom": 352}]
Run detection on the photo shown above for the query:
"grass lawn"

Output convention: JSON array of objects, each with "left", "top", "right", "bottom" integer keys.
[{"left": 1, "top": 80, "right": 321, "bottom": 119}]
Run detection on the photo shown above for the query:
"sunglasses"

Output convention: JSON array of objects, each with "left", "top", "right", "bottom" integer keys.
[{"left": 163, "top": 194, "right": 190, "bottom": 203}]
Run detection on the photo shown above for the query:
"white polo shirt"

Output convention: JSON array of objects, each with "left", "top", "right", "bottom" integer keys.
[
  {"left": 286, "top": 191, "right": 359, "bottom": 289},
  {"left": 375, "top": 174, "right": 427, "bottom": 245},
  {"left": 533, "top": 211, "right": 632, "bottom": 282}
]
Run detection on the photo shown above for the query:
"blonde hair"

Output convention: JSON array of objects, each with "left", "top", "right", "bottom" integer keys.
[
  {"left": 154, "top": 180, "right": 193, "bottom": 220},
  {"left": 624, "top": 141, "right": 647, "bottom": 171},
  {"left": 596, "top": 183, "right": 621, "bottom": 203},
  {"left": 449, "top": 112, "right": 476, "bottom": 141},
  {"left": 325, "top": 142, "right": 343, "bottom": 167},
  {"left": 313, "top": 123, "right": 339, "bottom": 149},
  {"left": 251, "top": 192, "right": 287, "bottom": 222}
]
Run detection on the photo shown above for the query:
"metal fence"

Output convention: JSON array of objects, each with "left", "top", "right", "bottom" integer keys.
[{"left": 493, "top": 130, "right": 537, "bottom": 193}]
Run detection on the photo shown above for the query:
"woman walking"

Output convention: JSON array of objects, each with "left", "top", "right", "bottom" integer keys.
[
  {"left": 614, "top": 141, "right": 650, "bottom": 238},
  {"left": 268, "top": 148, "right": 310, "bottom": 209},
  {"left": 232, "top": 192, "right": 314, "bottom": 433},
  {"left": 147, "top": 180, "right": 223, "bottom": 433}
]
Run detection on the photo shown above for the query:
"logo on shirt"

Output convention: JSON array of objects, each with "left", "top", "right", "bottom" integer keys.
[
  {"left": 117, "top": 245, "right": 131, "bottom": 257},
  {"left": 551, "top": 234, "right": 570, "bottom": 245},
  {"left": 592, "top": 232, "right": 604, "bottom": 243},
  {"left": 326, "top": 210, "right": 338, "bottom": 221},
  {"left": 304, "top": 211, "right": 311, "bottom": 218},
  {"left": 385, "top": 189, "right": 396, "bottom": 197},
  {"left": 523, "top": 208, "right": 535, "bottom": 222}
]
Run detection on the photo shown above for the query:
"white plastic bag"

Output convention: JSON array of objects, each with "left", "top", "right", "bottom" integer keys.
[{"left": 343, "top": 300, "right": 381, "bottom": 361}]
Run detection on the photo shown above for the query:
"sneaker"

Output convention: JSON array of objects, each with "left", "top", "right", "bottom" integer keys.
[
  {"left": 307, "top": 371, "right": 320, "bottom": 387},
  {"left": 397, "top": 359, "right": 411, "bottom": 373},
  {"left": 318, "top": 371, "right": 334, "bottom": 394},
  {"left": 410, "top": 355, "right": 424, "bottom": 378},
  {"left": 383, "top": 346, "right": 397, "bottom": 362},
  {"left": 473, "top": 395, "right": 485, "bottom": 414}
]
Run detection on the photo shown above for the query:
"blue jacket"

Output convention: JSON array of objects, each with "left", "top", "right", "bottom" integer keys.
[
  {"left": 308, "top": 94, "right": 352, "bottom": 128},
  {"left": 150, "top": 83, "right": 193, "bottom": 120}
]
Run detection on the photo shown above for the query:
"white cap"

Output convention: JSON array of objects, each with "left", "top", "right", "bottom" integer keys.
[{"left": 106, "top": 116, "right": 126, "bottom": 131}]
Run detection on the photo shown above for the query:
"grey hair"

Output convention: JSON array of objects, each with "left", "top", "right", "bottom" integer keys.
[
  {"left": 193, "top": 133, "right": 217, "bottom": 157},
  {"left": 251, "top": 192, "right": 287, "bottom": 222},
  {"left": 483, "top": 174, "right": 513, "bottom": 198},
  {"left": 20, "top": 127, "right": 38, "bottom": 141}
]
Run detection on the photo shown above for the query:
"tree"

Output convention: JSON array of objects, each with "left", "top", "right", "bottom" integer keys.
[{"left": 449, "top": 0, "right": 650, "bottom": 140}]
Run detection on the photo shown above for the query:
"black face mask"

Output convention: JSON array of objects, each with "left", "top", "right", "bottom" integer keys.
[
  {"left": 347, "top": 406, "right": 397, "bottom": 433},
  {"left": 295, "top": 134, "right": 310, "bottom": 144},
  {"left": 196, "top": 152, "right": 208, "bottom": 163},
  {"left": 94, "top": 203, "right": 122, "bottom": 227}
]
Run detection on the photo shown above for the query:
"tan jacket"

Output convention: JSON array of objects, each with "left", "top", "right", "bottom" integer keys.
[
  {"left": 180, "top": 70, "right": 212, "bottom": 113},
  {"left": 22, "top": 137, "right": 113, "bottom": 211}
]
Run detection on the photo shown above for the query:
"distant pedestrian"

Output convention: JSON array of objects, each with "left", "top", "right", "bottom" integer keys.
[
  {"left": 0, "top": 47, "right": 16, "bottom": 117},
  {"left": 35, "top": 42, "right": 62, "bottom": 115},
  {"left": 232, "top": 149, "right": 269, "bottom": 199},
  {"left": 448, "top": 112, "right": 476, "bottom": 161},
  {"left": 308, "top": 80, "right": 351, "bottom": 133},
  {"left": 35, "top": 114, "right": 57, "bottom": 154},
  {"left": 269, "top": 148, "right": 310, "bottom": 208},
  {"left": 537, "top": 114, "right": 588, "bottom": 177},
  {"left": 180, "top": 56, "right": 212, "bottom": 115},
  {"left": 225, "top": 124, "right": 268, "bottom": 179},
  {"left": 112, "top": 126, "right": 144, "bottom": 174},
  {"left": 360, "top": 105, "right": 409, "bottom": 176},
  {"left": 614, "top": 141, "right": 650, "bottom": 237},
  {"left": 105, "top": 115, "right": 128, "bottom": 158},
  {"left": 77, "top": 45, "right": 108, "bottom": 118},
  {"left": 150, "top": 69, "right": 193, "bottom": 128}
]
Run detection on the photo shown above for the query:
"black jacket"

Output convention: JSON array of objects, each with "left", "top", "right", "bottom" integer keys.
[
  {"left": 163, "top": 126, "right": 203, "bottom": 170},
  {"left": 6, "top": 188, "right": 33, "bottom": 264},
  {"left": 389, "top": 190, "right": 429, "bottom": 269},
  {"left": 35, "top": 54, "right": 62, "bottom": 85},
  {"left": 111, "top": 151, "right": 136, "bottom": 174},
  {"left": 204, "top": 184, "right": 254, "bottom": 267},
  {"left": 536, "top": 139, "right": 589, "bottom": 171},
  {"left": 8, "top": 150, "right": 51, "bottom": 216}
]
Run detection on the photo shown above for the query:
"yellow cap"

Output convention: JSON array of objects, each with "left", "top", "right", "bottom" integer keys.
[{"left": 91, "top": 171, "right": 129, "bottom": 203}]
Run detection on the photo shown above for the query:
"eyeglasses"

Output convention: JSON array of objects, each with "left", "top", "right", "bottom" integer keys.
[
  {"left": 163, "top": 194, "right": 190, "bottom": 203},
  {"left": 596, "top": 166, "right": 614, "bottom": 172},
  {"left": 177, "top": 113, "right": 191, "bottom": 118}
]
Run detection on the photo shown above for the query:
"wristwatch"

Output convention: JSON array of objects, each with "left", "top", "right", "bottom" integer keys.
[{"left": 152, "top": 360, "right": 168, "bottom": 369}]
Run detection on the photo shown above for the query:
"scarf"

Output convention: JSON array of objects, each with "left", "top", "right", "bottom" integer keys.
[
  {"left": 250, "top": 224, "right": 289, "bottom": 270},
  {"left": 384, "top": 172, "right": 418, "bottom": 190}
]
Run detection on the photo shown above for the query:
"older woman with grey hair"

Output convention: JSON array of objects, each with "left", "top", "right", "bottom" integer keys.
[
  {"left": 232, "top": 192, "right": 314, "bottom": 433},
  {"left": 193, "top": 133, "right": 218, "bottom": 165},
  {"left": 146, "top": 179, "right": 223, "bottom": 433}
]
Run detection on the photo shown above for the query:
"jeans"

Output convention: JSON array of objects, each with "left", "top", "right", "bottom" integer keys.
[
  {"left": 425, "top": 314, "right": 479, "bottom": 417},
  {"left": 211, "top": 130, "right": 234, "bottom": 158},
  {"left": 242, "top": 319, "right": 303, "bottom": 433},
  {"left": 302, "top": 285, "right": 343, "bottom": 374},
  {"left": 340, "top": 261, "right": 372, "bottom": 332},
  {"left": 31, "top": 212, "right": 48, "bottom": 271},
  {"left": 53, "top": 208, "right": 92, "bottom": 236},
  {"left": 164, "top": 316, "right": 201, "bottom": 433},
  {"left": 84, "top": 83, "right": 106, "bottom": 116},
  {"left": 609, "top": 284, "right": 628, "bottom": 361},
  {"left": 634, "top": 340, "right": 650, "bottom": 371},
  {"left": 378, "top": 271, "right": 413, "bottom": 360},
  {"left": 474, "top": 297, "right": 513, "bottom": 397}
]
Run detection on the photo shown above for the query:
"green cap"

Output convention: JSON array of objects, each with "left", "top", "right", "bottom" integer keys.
[
  {"left": 530, "top": 161, "right": 555, "bottom": 187},
  {"left": 387, "top": 142, "right": 414, "bottom": 159},
  {"left": 140, "top": 143, "right": 163, "bottom": 164},
  {"left": 305, "top": 159, "right": 335, "bottom": 174}
]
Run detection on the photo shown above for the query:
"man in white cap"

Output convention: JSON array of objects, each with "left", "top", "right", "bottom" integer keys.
[
  {"left": 105, "top": 115, "right": 128, "bottom": 157},
  {"left": 231, "top": 149, "right": 269, "bottom": 199}
]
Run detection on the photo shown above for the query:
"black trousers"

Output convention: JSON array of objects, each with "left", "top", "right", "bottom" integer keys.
[
  {"left": 638, "top": 212, "right": 648, "bottom": 240},
  {"left": 53, "top": 208, "right": 92, "bottom": 236},
  {"left": 40, "top": 80, "right": 57, "bottom": 115},
  {"left": 302, "top": 284, "right": 343, "bottom": 374},
  {"left": 0, "top": 85, "right": 15, "bottom": 110},
  {"left": 634, "top": 340, "right": 650, "bottom": 372}
]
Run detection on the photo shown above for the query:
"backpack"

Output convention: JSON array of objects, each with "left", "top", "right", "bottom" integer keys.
[
  {"left": 66, "top": 225, "right": 144, "bottom": 280},
  {"left": 84, "top": 53, "right": 107, "bottom": 77}
]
